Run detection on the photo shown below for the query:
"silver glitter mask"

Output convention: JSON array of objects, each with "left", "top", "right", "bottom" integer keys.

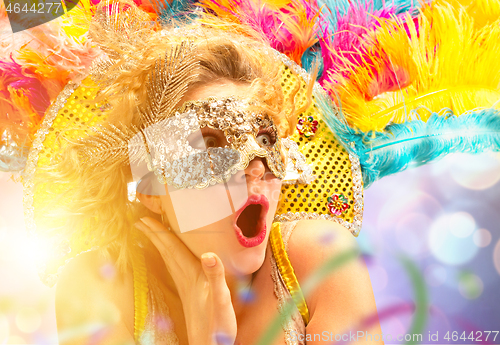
[{"left": 129, "top": 97, "right": 286, "bottom": 192}]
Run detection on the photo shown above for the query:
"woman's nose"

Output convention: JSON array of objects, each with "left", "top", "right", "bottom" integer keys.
[{"left": 244, "top": 156, "right": 266, "bottom": 182}]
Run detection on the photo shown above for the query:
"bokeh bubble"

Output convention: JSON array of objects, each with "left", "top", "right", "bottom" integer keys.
[
  {"left": 238, "top": 286, "right": 255, "bottom": 303},
  {"left": 448, "top": 152, "right": 500, "bottom": 190},
  {"left": 317, "top": 230, "right": 336, "bottom": 246},
  {"left": 449, "top": 212, "right": 475, "bottom": 238},
  {"left": 458, "top": 271, "right": 483, "bottom": 300},
  {"left": 15, "top": 307, "right": 41, "bottom": 333},
  {"left": 493, "top": 239, "right": 500, "bottom": 277},
  {"left": 378, "top": 191, "right": 442, "bottom": 231},
  {"left": 424, "top": 264, "right": 447, "bottom": 287},
  {"left": 368, "top": 264, "right": 388, "bottom": 292},
  {"left": 153, "top": 315, "right": 174, "bottom": 333},
  {"left": 433, "top": 266, "right": 468, "bottom": 313},
  {"left": 395, "top": 213, "right": 432, "bottom": 258},
  {"left": 213, "top": 331, "right": 233, "bottom": 345},
  {"left": 7, "top": 335, "right": 26, "bottom": 344},
  {"left": 0, "top": 315, "right": 9, "bottom": 343},
  {"left": 99, "top": 263, "right": 116, "bottom": 280},
  {"left": 473, "top": 228, "right": 492, "bottom": 248},
  {"left": 0, "top": 297, "right": 14, "bottom": 313},
  {"left": 375, "top": 295, "right": 412, "bottom": 337},
  {"left": 429, "top": 213, "right": 478, "bottom": 266},
  {"left": 381, "top": 314, "right": 407, "bottom": 341}
]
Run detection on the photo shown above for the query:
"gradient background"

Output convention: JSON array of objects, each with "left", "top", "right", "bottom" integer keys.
[{"left": 1, "top": 151, "right": 499, "bottom": 344}]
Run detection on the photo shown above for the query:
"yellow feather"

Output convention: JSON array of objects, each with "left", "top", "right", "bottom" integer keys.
[
  {"left": 9, "top": 88, "right": 39, "bottom": 129},
  {"left": 325, "top": 1, "right": 500, "bottom": 132},
  {"left": 263, "top": 0, "right": 292, "bottom": 8},
  {"left": 59, "top": 0, "right": 96, "bottom": 42},
  {"left": 435, "top": 0, "right": 500, "bottom": 28}
]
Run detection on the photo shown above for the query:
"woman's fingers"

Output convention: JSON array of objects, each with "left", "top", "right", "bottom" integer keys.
[
  {"left": 201, "top": 253, "right": 237, "bottom": 342},
  {"left": 136, "top": 217, "right": 197, "bottom": 276},
  {"left": 201, "top": 253, "right": 227, "bottom": 293}
]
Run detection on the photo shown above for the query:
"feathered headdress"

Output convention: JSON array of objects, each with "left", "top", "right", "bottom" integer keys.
[
  {"left": 3, "top": 0, "right": 499, "bottom": 175},
  {"left": 2, "top": 0, "right": 500, "bottom": 285}
]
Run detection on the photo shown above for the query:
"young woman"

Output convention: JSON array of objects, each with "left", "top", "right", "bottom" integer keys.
[
  {"left": 12, "top": 0, "right": 500, "bottom": 343},
  {"left": 26, "top": 3, "right": 382, "bottom": 344}
]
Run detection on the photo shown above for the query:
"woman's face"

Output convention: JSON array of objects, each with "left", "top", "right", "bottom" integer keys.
[{"left": 154, "top": 82, "right": 283, "bottom": 276}]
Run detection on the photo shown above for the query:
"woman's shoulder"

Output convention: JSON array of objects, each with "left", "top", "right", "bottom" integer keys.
[
  {"left": 284, "top": 220, "right": 362, "bottom": 315},
  {"left": 283, "top": 222, "right": 382, "bottom": 339},
  {"left": 55, "top": 249, "right": 136, "bottom": 341},
  {"left": 286, "top": 219, "right": 359, "bottom": 266}
]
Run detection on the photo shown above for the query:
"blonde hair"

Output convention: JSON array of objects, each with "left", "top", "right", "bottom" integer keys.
[{"left": 36, "top": 2, "right": 310, "bottom": 274}]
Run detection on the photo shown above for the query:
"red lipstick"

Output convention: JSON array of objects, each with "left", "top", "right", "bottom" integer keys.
[{"left": 233, "top": 194, "right": 269, "bottom": 248}]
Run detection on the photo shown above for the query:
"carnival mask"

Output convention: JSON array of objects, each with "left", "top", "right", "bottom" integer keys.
[{"left": 130, "top": 97, "right": 286, "bottom": 193}]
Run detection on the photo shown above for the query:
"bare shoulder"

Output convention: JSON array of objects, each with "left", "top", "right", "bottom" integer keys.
[
  {"left": 285, "top": 220, "right": 382, "bottom": 341},
  {"left": 55, "top": 250, "right": 135, "bottom": 344},
  {"left": 286, "top": 220, "right": 373, "bottom": 315},
  {"left": 286, "top": 219, "right": 359, "bottom": 274}
]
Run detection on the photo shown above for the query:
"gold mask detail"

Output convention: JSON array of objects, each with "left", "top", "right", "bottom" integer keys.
[{"left": 130, "top": 97, "right": 286, "bottom": 192}]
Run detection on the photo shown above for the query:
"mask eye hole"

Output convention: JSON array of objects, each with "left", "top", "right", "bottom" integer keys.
[
  {"left": 257, "top": 127, "right": 276, "bottom": 147},
  {"left": 188, "top": 127, "right": 228, "bottom": 149}
]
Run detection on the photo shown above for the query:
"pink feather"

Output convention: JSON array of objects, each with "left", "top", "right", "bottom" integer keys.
[
  {"left": 318, "top": 0, "right": 416, "bottom": 97},
  {"left": 0, "top": 57, "right": 50, "bottom": 119},
  {"left": 201, "top": 0, "right": 318, "bottom": 65}
]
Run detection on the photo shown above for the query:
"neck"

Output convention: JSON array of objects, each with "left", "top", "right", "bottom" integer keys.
[{"left": 224, "top": 268, "right": 258, "bottom": 318}]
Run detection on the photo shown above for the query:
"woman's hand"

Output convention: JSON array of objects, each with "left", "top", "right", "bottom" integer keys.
[{"left": 135, "top": 217, "right": 237, "bottom": 345}]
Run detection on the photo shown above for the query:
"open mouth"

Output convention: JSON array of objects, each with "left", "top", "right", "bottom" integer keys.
[
  {"left": 237, "top": 204, "right": 262, "bottom": 237},
  {"left": 233, "top": 195, "right": 269, "bottom": 248}
]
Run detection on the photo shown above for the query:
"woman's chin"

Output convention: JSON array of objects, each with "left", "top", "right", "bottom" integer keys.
[{"left": 226, "top": 248, "right": 267, "bottom": 276}]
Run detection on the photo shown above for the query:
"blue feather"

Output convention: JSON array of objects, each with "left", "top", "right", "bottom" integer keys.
[
  {"left": 318, "top": 96, "right": 500, "bottom": 189},
  {"left": 317, "top": 0, "right": 419, "bottom": 31},
  {"left": 301, "top": 43, "right": 324, "bottom": 80},
  {"left": 356, "top": 109, "right": 500, "bottom": 188},
  {"left": 317, "top": 0, "right": 350, "bottom": 31},
  {"left": 315, "top": 90, "right": 362, "bottom": 156},
  {"left": 150, "top": 0, "right": 197, "bottom": 24}
]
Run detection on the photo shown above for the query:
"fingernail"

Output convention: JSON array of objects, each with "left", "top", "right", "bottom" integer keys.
[
  {"left": 140, "top": 217, "right": 148, "bottom": 225},
  {"left": 135, "top": 221, "right": 146, "bottom": 231},
  {"left": 202, "top": 254, "right": 216, "bottom": 267}
]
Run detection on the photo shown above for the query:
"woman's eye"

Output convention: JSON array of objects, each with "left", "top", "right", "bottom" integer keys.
[
  {"left": 256, "top": 133, "right": 273, "bottom": 147},
  {"left": 204, "top": 136, "right": 218, "bottom": 148}
]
